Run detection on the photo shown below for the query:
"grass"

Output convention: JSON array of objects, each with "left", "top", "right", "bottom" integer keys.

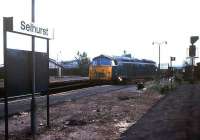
[{"left": 147, "top": 78, "right": 177, "bottom": 95}]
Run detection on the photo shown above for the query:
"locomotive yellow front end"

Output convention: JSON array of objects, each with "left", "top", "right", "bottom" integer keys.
[
  {"left": 89, "top": 65, "right": 112, "bottom": 81},
  {"left": 89, "top": 55, "right": 116, "bottom": 81}
]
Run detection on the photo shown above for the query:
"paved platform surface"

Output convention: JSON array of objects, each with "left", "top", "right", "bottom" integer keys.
[
  {"left": 0, "top": 76, "right": 89, "bottom": 88},
  {"left": 121, "top": 84, "right": 200, "bottom": 140},
  {"left": 49, "top": 76, "right": 89, "bottom": 83}
]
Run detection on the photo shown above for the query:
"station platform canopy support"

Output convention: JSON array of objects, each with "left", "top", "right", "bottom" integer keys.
[{"left": 3, "top": 17, "right": 53, "bottom": 140}]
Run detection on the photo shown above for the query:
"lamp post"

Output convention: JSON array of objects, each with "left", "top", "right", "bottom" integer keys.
[
  {"left": 170, "top": 56, "right": 175, "bottom": 89},
  {"left": 152, "top": 41, "right": 167, "bottom": 79}
]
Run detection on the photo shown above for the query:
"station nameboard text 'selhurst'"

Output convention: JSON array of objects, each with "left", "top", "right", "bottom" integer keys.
[
  {"left": 20, "top": 21, "right": 49, "bottom": 37},
  {"left": 5, "top": 17, "right": 53, "bottom": 39}
]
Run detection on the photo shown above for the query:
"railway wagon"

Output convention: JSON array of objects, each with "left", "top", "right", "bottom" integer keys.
[{"left": 89, "top": 55, "right": 156, "bottom": 83}]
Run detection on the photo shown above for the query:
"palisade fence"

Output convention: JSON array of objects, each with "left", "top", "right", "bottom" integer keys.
[
  {"left": 49, "top": 68, "right": 58, "bottom": 76},
  {"left": 62, "top": 66, "right": 89, "bottom": 77},
  {"left": 0, "top": 65, "right": 4, "bottom": 79},
  {"left": 0, "top": 65, "right": 89, "bottom": 78},
  {"left": 184, "top": 64, "right": 200, "bottom": 81}
]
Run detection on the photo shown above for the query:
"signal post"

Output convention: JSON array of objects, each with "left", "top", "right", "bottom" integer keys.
[{"left": 189, "top": 36, "right": 199, "bottom": 82}]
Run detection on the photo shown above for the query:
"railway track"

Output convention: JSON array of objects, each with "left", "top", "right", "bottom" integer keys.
[
  {"left": 0, "top": 84, "right": 136, "bottom": 118},
  {"left": 0, "top": 80, "right": 111, "bottom": 101},
  {"left": 49, "top": 80, "right": 111, "bottom": 94}
]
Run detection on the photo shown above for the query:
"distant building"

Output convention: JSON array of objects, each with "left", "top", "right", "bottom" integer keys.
[
  {"left": 61, "top": 60, "right": 79, "bottom": 69},
  {"left": 49, "top": 58, "right": 64, "bottom": 76},
  {"left": 0, "top": 59, "right": 80, "bottom": 77},
  {"left": 49, "top": 58, "right": 63, "bottom": 69}
]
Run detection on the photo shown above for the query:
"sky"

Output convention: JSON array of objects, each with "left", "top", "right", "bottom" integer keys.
[{"left": 1, "top": 0, "right": 200, "bottom": 66}]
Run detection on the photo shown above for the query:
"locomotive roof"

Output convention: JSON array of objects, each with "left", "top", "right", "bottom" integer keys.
[
  {"left": 93, "top": 55, "right": 156, "bottom": 64},
  {"left": 114, "top": 56, "right": 155, "bottom": 64},
  {"left": 93, "top": 54, "right": 114, "bottom": 60}
]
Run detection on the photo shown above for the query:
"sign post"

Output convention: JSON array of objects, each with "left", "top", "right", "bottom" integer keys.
[
  {"left": 30, "top": 0, "right": 37, "bottom": 138},
  {"left": 3, "top": 17, "right": 9, "bottom": 140},
  {"left": 3, "top": 16, "right": 52, "bottom": 139},
  {"left": 47, "top": 39, "right": 50, "bottom": 128}
]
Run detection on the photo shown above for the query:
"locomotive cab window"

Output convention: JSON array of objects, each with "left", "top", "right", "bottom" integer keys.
[
  {"left": 92, "top": 57, "right": 113, "bottom": 66},
  {"left": 113, "top": 60, "right": 118, "bottom": 66}
]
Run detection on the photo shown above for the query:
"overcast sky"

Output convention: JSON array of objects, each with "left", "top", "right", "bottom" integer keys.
[{"left": 1, "top": 0, "right": 200, "bottom": 66}]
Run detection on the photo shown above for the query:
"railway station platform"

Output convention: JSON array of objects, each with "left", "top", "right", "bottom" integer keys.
[
  {"left": 0, "top": 76, "right": 89, "bottom": 99},
  {"left": 50, "top": 76, "right": 89, "bottom": 83},
  {"left": 0, "top": 76, "right": 89, "bottom": 88}
]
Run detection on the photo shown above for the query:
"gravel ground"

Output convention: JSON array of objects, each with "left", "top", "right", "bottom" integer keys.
[
  {"left": 0, "top": 84, "right": 162, "bottom": 140},
  {"left": 121, "top": 84, "right": 200, "bottom": 140}
]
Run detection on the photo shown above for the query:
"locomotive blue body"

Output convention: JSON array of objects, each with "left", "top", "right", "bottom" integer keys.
[{"left": 89, "top": 55, "right": 156, "bottom": 83}]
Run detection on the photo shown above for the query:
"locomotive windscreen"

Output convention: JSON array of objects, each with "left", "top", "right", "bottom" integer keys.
[{"left": 92, "top": 57, "right": 113, "bottom": 66}]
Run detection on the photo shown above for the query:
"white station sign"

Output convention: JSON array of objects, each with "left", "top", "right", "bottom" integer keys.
[{"left": 11, "top": 18, "right": 53, "bottom": 39}]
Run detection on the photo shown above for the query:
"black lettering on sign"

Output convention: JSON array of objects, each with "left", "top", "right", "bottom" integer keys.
[
  {"left": 20, "top": 21, "right": 26, "bottom": 30},
  {"left": 26, "top": 24, "right": 30, "bottom": 31},
  {"left": 20, "top": 20, "right": 49, "bottom": 37}
]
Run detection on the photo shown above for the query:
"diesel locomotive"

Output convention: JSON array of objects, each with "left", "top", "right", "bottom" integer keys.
[{"left": 89, "top": 55, "right": 157, "bottom": 83}]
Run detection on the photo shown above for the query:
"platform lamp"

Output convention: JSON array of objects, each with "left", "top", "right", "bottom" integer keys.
[{"left": 152, "top": 41, "right": 167, "bottom": 79}]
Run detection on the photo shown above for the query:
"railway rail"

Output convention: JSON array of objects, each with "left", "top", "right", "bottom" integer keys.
[
  {"left": 0, "top": 84, "right": 134, "bottom": 118},
  {"left": 0, "top": 79, "right": 111, "bottom": 102}
]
